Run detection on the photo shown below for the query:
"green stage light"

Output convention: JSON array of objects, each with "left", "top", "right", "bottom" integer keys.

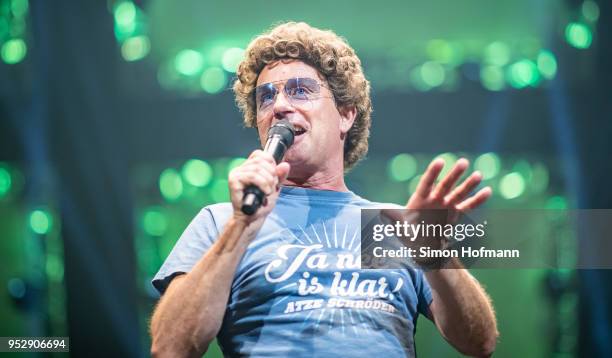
[
  {"left": 182, "top": 159, "right": 212, "bottom": 187},
  {"left": 484, "top": 41, "right": 510, "bottom": 66},
  {"left": 420, "top": 62, "right": 445, "bottom": 88},
  {"left": 499, "top": 172, "right": 525, "bottom": 199},
  {"left": 582, "top": 1, "right": 600, "bottom": 23},
  {"left": 537, "top": 50, "right": 557, "bottom": 80},
  {"left": 200, "top": 67, "right": 227, "bottom": 94},
  {"left": 410, "top": 67, "right": 431, "bottom": 92},
  {"left": 565, "top": 23, "right": 592, "bottom": 49},
  {"left": 546, "top": 196, "right": 568, "bottom": 210},
  {"left": 507, "top": 59, "right": 539, "bottom": 88},
  {"left": 426, "top": 39, "right": 458, "bottom": 65},
  {"left": 30, "top": 209, "right": 52, "bottom": 234},
  {"left": 142, "top": 208, "right": 168, "bottom": 236},
  {"left": 228, "top": 157, "right": 246, "bottom": 172},
  {"left": 121, "top": 35, "right": 150, "bottom": 62},
  {"left": 210, "top": 179, "right": 229, "bottom": 203},
  {"left": 512, "top": 160, "right": 533, "bottom": 182},
  {"left": 388, "top": 153, "right": 417, "bottom": 182},
  {"left": 45, "top": 254, "right": 64, "bottom": 282},
  {"left": 159, "top": 168, "right": 183, "bottom": 201},
  {"left": 175, "top": 49, "right": 204, "bottom": 76},
  {"left": 0, "top": 165, "right": 11, "bottom": 198},
  {"left": 480, "top": 65, "right": 505, "bottom": 91},
  {"left": 222, "top": 47, "right": 245, "bottom": 73},
  {"left": 1, "top": 38, "right": 27, "bottom": 64},
  {"left": 114, "top": 1, "right": 136, "bottom": 28},
  {"left": 474, "top": 153, "right": 501, "bottom": 180},
  {"left": 10, "top": 0, "right": 29, "bottom": 18}
]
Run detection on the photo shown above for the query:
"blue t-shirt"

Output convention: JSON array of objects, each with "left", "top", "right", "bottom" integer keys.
[{"left": 153, "top": 186, "right": 433, "bottom": 357}]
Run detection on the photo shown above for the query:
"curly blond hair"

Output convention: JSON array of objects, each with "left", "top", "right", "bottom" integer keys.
[{"left": 233, "top": 22, "right": 372, "bottom": 171}]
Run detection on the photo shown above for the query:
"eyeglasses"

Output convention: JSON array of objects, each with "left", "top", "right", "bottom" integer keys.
[{"left": 254, "top": 77, "right": 333, "bottom": 114}]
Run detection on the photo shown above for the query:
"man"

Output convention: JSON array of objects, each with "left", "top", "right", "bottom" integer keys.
[{"left": 150, "top": 22, "right": 498, "bottom": 357}]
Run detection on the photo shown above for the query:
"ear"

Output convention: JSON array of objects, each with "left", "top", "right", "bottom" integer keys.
[{"left": 338, "top": 105, "right": 357, "bottom": 135}]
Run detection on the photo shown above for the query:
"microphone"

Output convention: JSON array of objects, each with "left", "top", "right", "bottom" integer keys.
[{"left": 241, "top": 119, "right": 295, "bottom": 215}]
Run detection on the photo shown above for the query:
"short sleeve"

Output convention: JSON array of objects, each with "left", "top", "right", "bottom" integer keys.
[
  {"left": 152, "top": 207, "right": 219, "bottom": 295},
  {"left": 416, "top": 270, "right": 434, "bottom": 318}
]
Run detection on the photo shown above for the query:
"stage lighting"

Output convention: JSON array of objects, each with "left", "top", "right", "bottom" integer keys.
[
  {"left": 10, "top": 0, "right": 28, "bottom": 18},
  {"left": 546, "top": 196, "right": 568, "bottom": 210},
  {"left": 582, "top": 1, "right": 600, "bottom": 23},
  {"left": 29, "top": 209, "right": 52, "bottom": 235},
  {"left": 536, "top": 50, "right": 557, "bottom": 80},
  {"left": 480, "top": 66, "right": 505, "bottom": 91},
  {"left": 484, "top": 41, "right": 510, "bottom": 67},
  {"left": 114, "top": 2, "right": 136, "bottom": 28},
  {"left": 159, "top": 168, "right": 183, "bottom": 201},
  {"left": 174, "top": 49, "right": 204, "bottom": 76},
  {"left": 499, "top": 172, "right": 525, "bottom": 199},
  {"left": 388, "top": 154, "right": 417, "bottom": 182},
  {"left": 0, "top": 165, "right": 11, "bottom": 198},
  {"left": 121, "top": 35, "right": 150, "bottom": 62},
  {"left": 227, "top": 158, "right": 247, "bottom": 173},
  {"left": 142, "top": 208, "right": 168, "bottom": 236},
  {"left": 46, "top": 254, "right": 64, "bottom": 282},
  {"left": 507, "top": 59, "right": 539, "bottom": 89},
  {"left": 181, "top": 159, "right": 212, "bottom": 187},
  {"left": 530, "top": 163, "right": 549, "bottom": 193},
  {"left": 222, "top": 47, "right": 245, "bottom": 73},
  {"left": 475, "top": 153, "right": 501, "bottom": 180},
  {"left": 200, "top": 67, "right": 227, "bottom": 94},
  {"left": 1, "top": 38, "right": 27, "bottom": 64},
  {"left": 565, "top": 22, "right": 592, "bottom": 49},
  {"left": 420, "top": 61, "right": 445, "bottom": 88}
]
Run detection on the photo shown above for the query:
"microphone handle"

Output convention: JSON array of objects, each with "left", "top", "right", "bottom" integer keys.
[{"left": 240, "top": 136, "right": 287, "bottom": 215}]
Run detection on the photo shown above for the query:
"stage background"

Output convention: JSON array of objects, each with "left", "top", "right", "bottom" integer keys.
[{"left": 1, "top": 0, "right": 611, "bottom": 357}]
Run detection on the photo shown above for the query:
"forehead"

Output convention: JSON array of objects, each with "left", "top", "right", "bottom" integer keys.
[{"left": 256, "top": 60, "right": 323, "bottom": 86}]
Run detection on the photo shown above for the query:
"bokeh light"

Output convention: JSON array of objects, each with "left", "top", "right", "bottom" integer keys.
[
  {"left": 181, "top": 159, "right": 212, "bottom": 187},
  {"left": 1, "top": 38, "right": 27, "bottom": 64},
  {"left": 507, "top": 59, "right": 539, "bottom": 88},
  {"left": 159, "top": 168, "right": 183, "bottom": 201},
  {"left": 142, "top": 208, "right": 168, "bottom": 236},
  {"left": 499, "top": 172, "right": 525, "bottom": 199},
  {"left": 200, "top": 67, "right": 227, "bottom": 94},
  {"left": 210, "top": 179, "right": 229, "bottom": 203},
  {"left": 582, "top": 1, "right": 600, "bottom": 23},
  {"left": 474, "top": 153, "right": 501, "bottom": 180},
  {"left": 221, "top": 47, "right": 245, "bottom": 72},
  {"left": 480, "top": 66, "right": 506, "bottom": 91},
  {"left": 484, "top": 41, "right": 510, "bottom": 66},
  {"left": 420, "top": 61, "right": 445, "bottom": 88},
  {"left": 174, "top": 49, "right": 204, "bottom": 76},
  {"left": 29, "top": 209, "right": 53, "bottom": 234},
  {"left": 0, "top": 165, "right": 11, "bottom": 198},
  {"left": 121, "top": 35, "right": 150, "bottom": 62},
  {"left": 565, "top": 22, "right": 592, "bottom": 49},
  {"left": 537, "top": 50, "right": 557, "bottom": 80},
  {"left": 388, "top": 153, "right": 417, "bottom": 182},
  {"left": 10, "top": 0, "right": 29, "bottom": 18}
]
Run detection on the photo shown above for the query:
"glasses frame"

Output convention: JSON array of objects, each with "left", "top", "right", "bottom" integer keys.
[{"left": 253, "top": 77, "right": 335, "bottom": 116}]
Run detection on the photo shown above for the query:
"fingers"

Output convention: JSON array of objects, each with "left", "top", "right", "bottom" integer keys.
[
  {"left": 456, "top": 187, "right": 492, "bottom": 212},
  {"left": 276, "top": 162, "right": 291, "bottom": 189},
  {"left": 415, "top": 159, "right": 444, "bottom": 198},
  {"left": 431, "top": 158, "right": 469, "bottom": 199},
  {"left": 229, "top": 150, "right": 279, "bottom": 196},
  {"left": 444, "top": 171, "right": 483, "bottom": 205}
]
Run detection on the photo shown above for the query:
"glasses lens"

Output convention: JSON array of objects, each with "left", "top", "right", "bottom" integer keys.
[
  {"left": 255, "top": 83, "right": 277, "bottom": 110},
  {"left": 285, "top": 78, "right": 321, "bottom": 101}
]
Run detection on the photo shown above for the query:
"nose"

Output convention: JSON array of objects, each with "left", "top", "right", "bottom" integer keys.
[{"left": 272, "top": 88, "right": 295, "bottom": 119}]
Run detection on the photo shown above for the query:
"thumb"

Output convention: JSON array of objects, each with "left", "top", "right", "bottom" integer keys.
[{"left": 276, "top": 162, "right": 291, "bottom": 189}]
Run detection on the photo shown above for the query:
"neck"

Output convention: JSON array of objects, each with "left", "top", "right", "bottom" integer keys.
[{"left": 283, "top": 167, "right": 348, "bottom": 192}]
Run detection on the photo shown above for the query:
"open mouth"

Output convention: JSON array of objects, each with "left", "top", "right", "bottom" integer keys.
[{"left": 294, "top": 126, "right": 307, "bottom": 136}]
